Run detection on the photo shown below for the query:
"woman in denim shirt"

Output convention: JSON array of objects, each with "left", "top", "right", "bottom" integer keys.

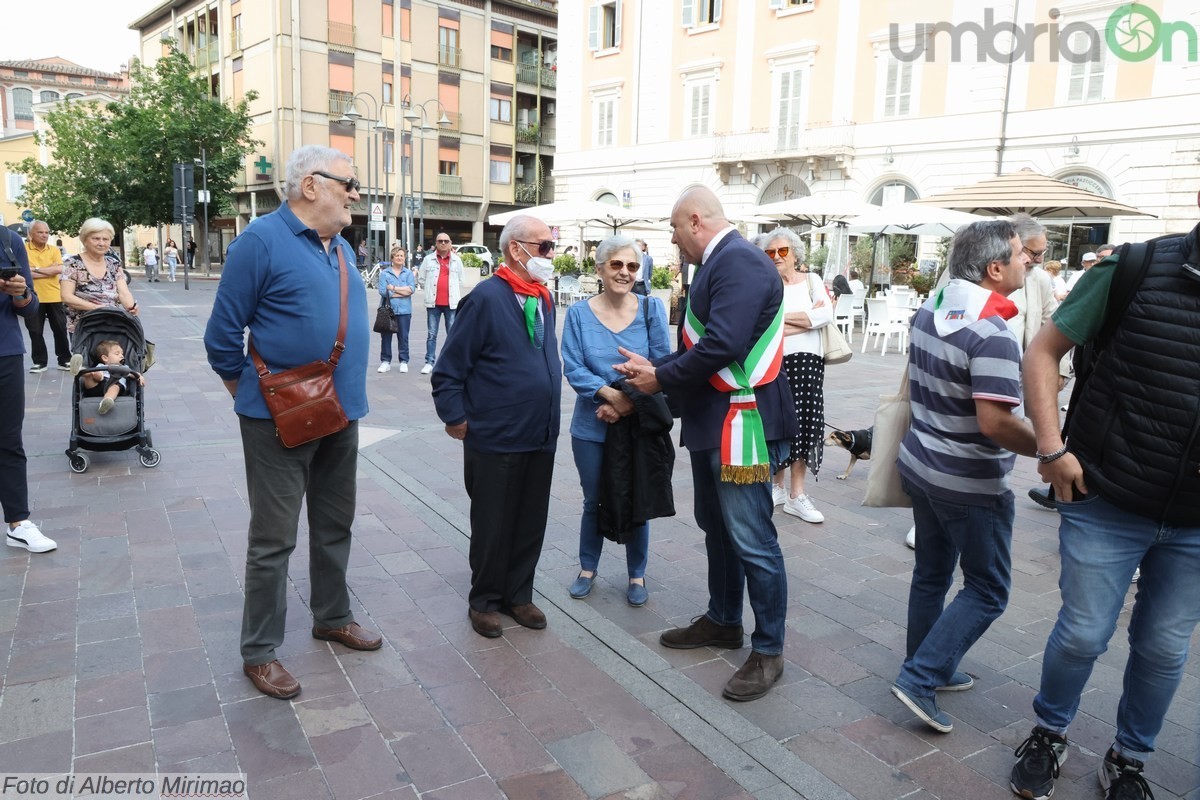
[
  {"left": 377, "top": 243, "right": 416, "bottom": 373},
  {"left": 561, "top": 234, "right": 671, "bottom": 606}
]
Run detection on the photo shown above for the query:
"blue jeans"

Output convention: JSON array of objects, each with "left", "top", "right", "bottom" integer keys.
[
  {"left": 380, "top": 313, "right": 411, "bottom": 364},
  {"left": 692, "top": 442, "right": 789, "bottom": 655},
  {"left": 896, "top": 476, "right": 1013, "bottom": 698},
  {"left": 424, "top": 306, "right": 456, "bottom": 365},
  {"left": 572, "top": 437, "right": 649, "bottom": 578},
  {"left": 1033, "top": 493, "right": 1200, "bottom": 760}
]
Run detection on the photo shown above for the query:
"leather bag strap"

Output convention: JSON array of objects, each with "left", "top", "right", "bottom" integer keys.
[{"left": 249, "top": 243, "right": 350, "bottom": 376}]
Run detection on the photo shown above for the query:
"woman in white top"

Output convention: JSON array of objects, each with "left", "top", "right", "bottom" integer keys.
[{"left": 757, "top": 228, "right": 833, "bottom": 524}]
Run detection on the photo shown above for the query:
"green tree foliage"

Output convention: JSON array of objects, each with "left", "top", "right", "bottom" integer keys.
[{"left": 13, "top": 44, "right": 259, "bottom": 246}]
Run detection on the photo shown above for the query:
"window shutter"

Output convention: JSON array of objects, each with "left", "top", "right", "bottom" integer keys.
[
  {"left": 713, "top": 0, "right": 722, "bottom": 23},
  {"left": 884, "top": 60, "right": 898, "bottom": 116},
  {"left": 681, "top": 0, "right": 694, "bottom": 28},
  {"left": 700, "top": 85, "right": 710, "bottom": 133},
  {"left": 614, "top": 0, "right": 623, "bottom": 46},
  {"left": 589, "top": 3, "right": 599, "bottom": 50},
  {"left": 898, "top": 62, "right": 912, "bottom": 115}
]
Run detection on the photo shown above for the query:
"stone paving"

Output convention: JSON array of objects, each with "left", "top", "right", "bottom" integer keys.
[{"left": 1, "top": 274, "right": 1197, "bottom": 800}]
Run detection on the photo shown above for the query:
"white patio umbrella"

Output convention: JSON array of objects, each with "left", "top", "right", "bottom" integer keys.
[
  {"left": 841, "top": 204, "right": 993, "bottom": 288},
  {"left": 487, "top": 200, "right": 667, "bottom": 233},
  {"left": 749, "top": 194, "right": 883, "bottom": 278}
]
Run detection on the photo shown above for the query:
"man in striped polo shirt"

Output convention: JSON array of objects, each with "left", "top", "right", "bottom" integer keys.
[{"left": 890, "top": 219, "right": 1037, "bottom": 733}]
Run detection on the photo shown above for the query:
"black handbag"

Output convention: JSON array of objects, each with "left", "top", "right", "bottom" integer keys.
[{"left": 373, "top": 293, "right": 397, "bottom": 334}]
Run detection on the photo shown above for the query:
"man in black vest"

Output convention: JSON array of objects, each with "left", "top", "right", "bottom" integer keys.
[{"left": 1011, "top": 196, "right": 1200, "bottom": 800}]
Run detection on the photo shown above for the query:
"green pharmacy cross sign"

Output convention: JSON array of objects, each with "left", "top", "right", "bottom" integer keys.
[{"left": 254, "top": 156, "right": 273, "bottom": 181}]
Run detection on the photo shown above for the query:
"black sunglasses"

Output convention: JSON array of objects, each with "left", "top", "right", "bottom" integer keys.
[
  {"left": 311, "top": 171, "right": 361, "bottom": 193},
  {"left": 517, "top": 240, "right": 556, "bottom": 257}
]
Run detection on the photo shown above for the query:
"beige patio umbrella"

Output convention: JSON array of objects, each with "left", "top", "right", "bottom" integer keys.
[{"left": 911, "top": 169, "right": 1155, "bottom": 219}]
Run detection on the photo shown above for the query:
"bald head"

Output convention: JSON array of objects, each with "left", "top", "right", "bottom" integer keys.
[{"left": 671, "top": 186, "right": 729, "bottom": 265}]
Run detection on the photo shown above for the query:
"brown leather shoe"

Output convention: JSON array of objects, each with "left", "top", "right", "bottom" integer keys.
[
  {"left": 660, "top": 615, "right": 744, "bottom": 650},
  {"left": 722, "top": 651, "right": 784, "bottom": 702},
  {"left": 243, "top": 660, "right": 301, "bottom": 699},
  {"left": 500, "top": 603, "right": 547, "bottom": 630},
  {"left": 469, "top": 608, "right": 504, "bottom": 638},
  {"left": 312, "top": 621, "right": 383, "bottom": 651}
]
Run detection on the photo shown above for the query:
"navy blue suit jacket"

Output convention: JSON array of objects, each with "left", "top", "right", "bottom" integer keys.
[{"left": 654, "top": 230, "right": 797, "bottom": 452}]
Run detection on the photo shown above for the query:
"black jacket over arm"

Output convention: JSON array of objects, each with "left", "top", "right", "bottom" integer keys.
[{"left": 598, "top": 381, "right": 675, "bottom": 543}]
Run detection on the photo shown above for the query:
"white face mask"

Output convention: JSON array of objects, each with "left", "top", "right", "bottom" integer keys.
[{"left": 518, "top": 242, "right": 555, "bottom": 284}]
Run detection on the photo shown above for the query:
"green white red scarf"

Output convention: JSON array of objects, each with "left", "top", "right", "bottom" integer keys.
[{"left": 681, "top": 299, "right": 785, "bottom": 483}]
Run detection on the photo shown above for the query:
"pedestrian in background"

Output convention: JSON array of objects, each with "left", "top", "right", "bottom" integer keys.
[
  {"left": 142, "top": 242, "right": 160, "bottom": 282},
  {"left": 164, "top": 239, "right": 180, "bottom": 282},
  {"left": 377, "top": 243, "right": 415, "bottom": 374},
  {"left": 432, "top": 214, "right": 561, "bottom": 639},
  {"left": 562, "top": 234, "right": 672, "bottom": 607},
  {"left": 23, "top": 220, "right": 72, "bottom": 372},
  {"left": 419, "top": 230, "right": 463, "bottom": 375},
  {"left": 204, "top": 144, "right": 379, "bottom": 700},
  {"left": 187, "top": 236, "right": 197, "bottom": 269},
  {"left": 1, "top": 225, "right": 56, "bottom": 553}
]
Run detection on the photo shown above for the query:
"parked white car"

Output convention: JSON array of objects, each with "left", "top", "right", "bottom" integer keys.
[{"left": 455, "top": 243, "right": 494, "bottom": 273}]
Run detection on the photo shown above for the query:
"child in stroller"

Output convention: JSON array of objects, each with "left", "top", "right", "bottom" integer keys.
[
  {"left": 65, "top": 307, "right": 159, "bottom": 472},
  {"left": 78, "top": 340, "right": 146, "bottom": 415}
]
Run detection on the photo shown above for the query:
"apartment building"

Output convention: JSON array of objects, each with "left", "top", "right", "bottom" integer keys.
[
  {"left": 0, "top": 59, "right": 130, "bottom": 232},
  {"left": 129, "top": 0, "right": 558, "bottom": 257},
  {"left": 554, "top": 0, "right": 1200, "bottom": 269}
]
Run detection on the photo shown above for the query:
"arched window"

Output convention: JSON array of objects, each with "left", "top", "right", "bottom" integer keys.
[
  {"left": 40, "top": 90, "right": 60, "bottom": 103},
  {"left": 758, "top": 174, "right": 811, "bottom": 205},
  {"left": 12, "top": 88, "right": 33, "bottom": 120},
  {"left": 1056, "top": 172, "right": 1112, "bottom": 198},
  {"left": 595, "top": 191, "right": 619, "bottom": 205},
  {"left": 65, "top": 93, "right": 83, "bottom": 101},
  {"left": 868, "top": 180, "right": 918, "bottom": 206}
]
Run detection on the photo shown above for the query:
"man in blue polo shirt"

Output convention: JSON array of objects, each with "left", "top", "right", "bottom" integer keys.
[
  {"left": 204, "top": 145, "right": 379, "bottom": 700},
  {"left": 891, "top": 219, "right": 1036, "bottom": 733}
]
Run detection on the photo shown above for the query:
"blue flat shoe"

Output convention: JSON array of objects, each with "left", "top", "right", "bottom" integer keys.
[
  {"left": 569, "top": 572, "right": 595, "bottom": 599},
  {"left": 626, "top": 582, "right": 648, "bottom": 607}
]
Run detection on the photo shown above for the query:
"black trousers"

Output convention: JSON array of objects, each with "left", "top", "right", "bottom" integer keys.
[
  {"left": 463, "top": 447, "right": 555, "bottom": 612},
  {"left": 24, "top": 301, "right": 70, "bottom": 368},
  {"left": 0, "top": 356, "right": 29, "bottom": 523}
]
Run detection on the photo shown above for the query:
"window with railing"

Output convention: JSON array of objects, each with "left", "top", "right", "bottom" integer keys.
[
  {"left": 329, "top": 21, "right": 356, "bottom": 53},
  {"left": 329, "top": 90, "right": 353, "bottom": 116},
  {"left": 439, "top": 27, "right": 461, "bottom": 68},
  {"left": 516, "top": 61, "right": 539, "bottom": 85},
  {"left": 439, "top": 174, "right": 462, "bottom": 195}
]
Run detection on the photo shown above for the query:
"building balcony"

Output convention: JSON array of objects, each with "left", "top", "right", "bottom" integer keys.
[
  {"left": 439, "top": 175, "right": 462, "bottom": 195},
  {"left": 515, "top": 182, "right": 539, "bottom": 203},
  {"left": 540, "top": 67, "right": 556, "bottom": 90},
  {"left": 713, "top": 120, "right": 856, "bottom": 170},
  {"left": 516, "top": 62, "right": 539, "bottom": 86},
  {"left": 439, "top": 45, "right": 462, "bottom": 71},
  {"left": 516, "top": 123, "right": 540, "bottom": 144},
  {"left": 328, "top": 90, "right": 353, "bottom": 116},
  {"left": 329, "top": 22, "right": 355, "bottom": 54}
]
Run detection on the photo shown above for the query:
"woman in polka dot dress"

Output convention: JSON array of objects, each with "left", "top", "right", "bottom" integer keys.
[{"left": 757, "top": 228, "right": 832, "bottom": 523}]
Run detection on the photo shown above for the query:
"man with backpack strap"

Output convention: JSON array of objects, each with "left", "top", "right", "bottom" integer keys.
[{"left": 1011, "top": 197, "right": 1200, "bottom": 800}]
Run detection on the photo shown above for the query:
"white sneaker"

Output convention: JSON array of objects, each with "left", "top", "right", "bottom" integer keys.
[
  {"left": 69, "top": 353, "right": 83, "bottom": 376},
  {"left": 377, "top": 362, "right": 391, "bottom": 373},
  {"left": 905, "top": 526, "right": 916, "bottom": 549},
  {"left": 399, "top": 362, "right": 408, "bottom": 373},
  {"left": 7, "top": 521, "right": 57, "bottom": 553},
  {"left": 420, "top": 363, "right": 433, "bottom": 375},
  {"left": 771, "top": 484, "right": 787, "bottom": 506},
  {"left": 783, "top": 494, "right": 824, "bottom": 523}
]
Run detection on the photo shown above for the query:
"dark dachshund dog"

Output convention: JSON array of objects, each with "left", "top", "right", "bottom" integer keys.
[{"left": 824, "top": 426, "right": 873, "bottom": 480}]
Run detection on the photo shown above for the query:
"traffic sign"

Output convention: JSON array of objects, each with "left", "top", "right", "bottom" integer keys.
[
  {"left": 20, "top": 210, "right": 33, "bottom": 222},
  {"left": 404, "top": 197, "right": 421, "bottom": 212},
  {"left": 370, "top": 203, "right": 384, "bottom": 222},
  {"left": 369, "top": 221, "right": 386, "bottom": 231}
]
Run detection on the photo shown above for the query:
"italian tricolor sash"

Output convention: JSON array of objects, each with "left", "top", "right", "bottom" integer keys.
[{"left": 682, "top": 300, "right": 785, "bottom": 483}]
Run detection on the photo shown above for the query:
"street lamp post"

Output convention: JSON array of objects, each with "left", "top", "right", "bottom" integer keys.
[
  {"left": 193, "top": 145, "right": 210, "bottom": 279},
  {"left": 401, "top": 97, "right": 451, "bottom": 254},
  {"left": 338, "top": 92, "right": 388, "bottom": 263}
]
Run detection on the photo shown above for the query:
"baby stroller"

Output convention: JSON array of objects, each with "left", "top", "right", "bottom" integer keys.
[{"left": 65, "top": 307, "right": 160, "bottom": 473}]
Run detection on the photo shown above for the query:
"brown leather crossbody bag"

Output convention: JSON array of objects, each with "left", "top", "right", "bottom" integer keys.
[{"left": 248, "top": 247, "right": 350, "bottom": 448}]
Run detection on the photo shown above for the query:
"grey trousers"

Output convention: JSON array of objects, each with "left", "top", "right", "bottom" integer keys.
[{"left": 238, "top": 415, "right": 359, "bottom": 665}]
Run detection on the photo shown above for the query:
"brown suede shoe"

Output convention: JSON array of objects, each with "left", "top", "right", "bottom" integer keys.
[
  {"left": 501, "top": 603, "right": 547, "bottom": 629},
  {"left": 722, "top": 651, "right": 784, "bottom": 702},
  {"left": 660, "top": 615, "right": 744, "bottom": 650},
  {"left": 469, "top": 608, "right": 504, "bottom": 638},
  {"left": 243, "top": 660, "right": 301, "bottom": 700},
  {"left": 312, "top": 621, "right": 383, "bottom": 651}
]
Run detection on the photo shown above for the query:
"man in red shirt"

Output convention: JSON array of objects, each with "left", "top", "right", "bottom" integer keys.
[{"left": 420, "top": 231, "right": 464, "bottom": 375}]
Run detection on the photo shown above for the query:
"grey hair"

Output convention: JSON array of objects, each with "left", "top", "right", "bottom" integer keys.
[
  {"left": 1009, "top": 212, "right": 1045, "bottom": 244},
  {"left": 78, "top": 217, "right": 115, "bottom": 240},
  {"left": 30, "top": 219, "right": 49, "bottom": 230},
  {"left": 285, "top": 145, "right": 352, "bottom": 199},
  {"left": 596, "top": 234, "right": 637, "bottom": 266},
  {"left": 499, "top": 214, "right": 544, "bottom": 259},
  {"left": 1096, "top": 243, "right": 1117, "bottom": 256},
  {"left": 948, "top": 219, "right": 1018, "bottom": 283},
  {"left": 757, "top": 227, "right": 806, "bottom": 263}
]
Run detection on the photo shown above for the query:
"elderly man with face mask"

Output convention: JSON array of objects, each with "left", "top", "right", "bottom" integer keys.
[{"left": 431, "top": 214, "right": 562, "bottom": 639}]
